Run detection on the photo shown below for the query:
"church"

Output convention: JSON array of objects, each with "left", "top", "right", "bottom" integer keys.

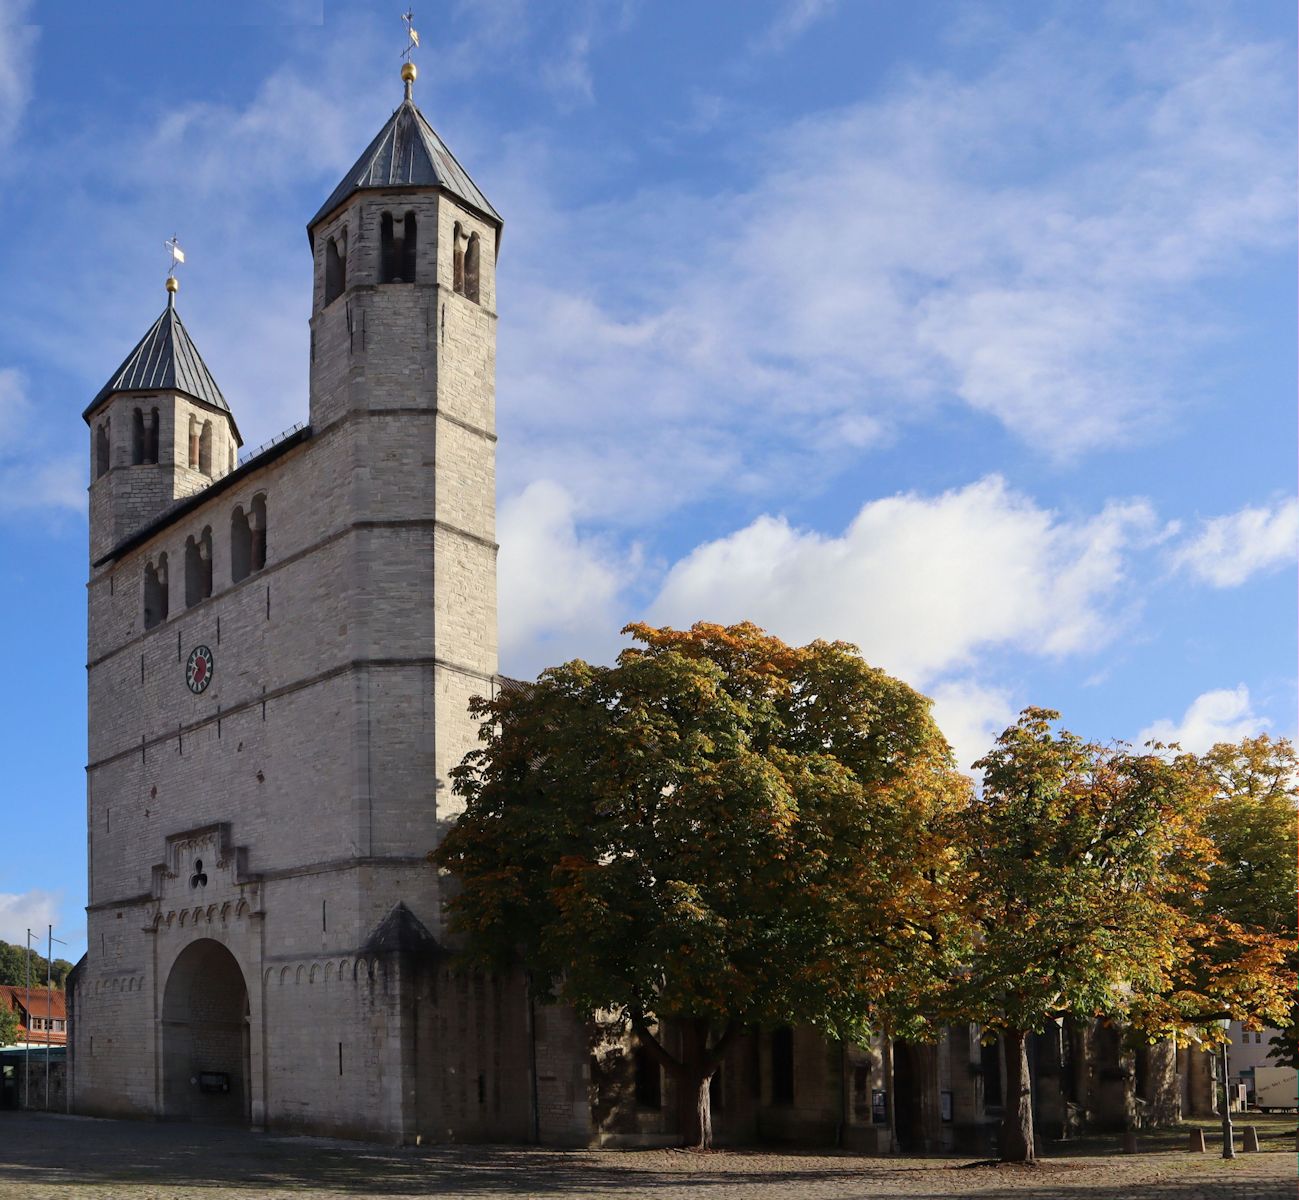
[{"left": 67, "top": 62, "right": 1196, "bottom": 1149}]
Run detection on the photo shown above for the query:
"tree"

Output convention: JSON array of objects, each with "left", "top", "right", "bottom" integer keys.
[
  {"left": 1199, "top": 736, "right": 1297, "bottom": 937},
  {"left": 0, "top": 1002, "right": 17, "bottom": 1048},
  {"left": 953, "top": 708, "right": 1206, "bottom": 1164},
  {"left": 0, "top": 942, "right": 25, "bottom": 988},
  {"left": 434, "top": 622, "right": 967, "bottom": 1148},
  {"left": 1140, "top": 736, "right": 1297, "bottom": 1056},
  {"left": 0, "top": 942, "right": 73, "bottom": 990}
]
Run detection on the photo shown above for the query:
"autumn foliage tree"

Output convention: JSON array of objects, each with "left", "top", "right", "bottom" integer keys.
[
  {"left": 953, "top": 709, "right": 1213, "bottom": 1164},
  {"left": 433, "top": 622, "right": 967, "bottom": 1148},
  {"left": 1139, "top": 735, "right": 1297, "bottom": 1054}
]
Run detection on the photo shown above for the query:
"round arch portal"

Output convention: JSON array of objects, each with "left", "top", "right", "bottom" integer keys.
[{"left": 162, "top": 938, "right": 250, "bottom": 1123}]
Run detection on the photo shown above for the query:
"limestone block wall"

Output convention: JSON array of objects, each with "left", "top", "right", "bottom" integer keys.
[
  {"left": 413, "top": 965, "right": 532, "bottom": 1142},
  {"left": 260, "top": 955, "right": 397, "bottom": 1138},
  {"left": 87, "top": 391, "right": 238, "bottom": 562},
  {"left": 531, "top": 1002, "right": 595, "bottom": 1145}
]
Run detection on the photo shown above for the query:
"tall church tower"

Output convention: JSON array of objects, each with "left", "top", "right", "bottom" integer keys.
[
  {"left": 67, "top": 64, "right": 578, "bottom": 1146},
  {"left": 304, "top": 58, "right": 501, "bottom": 845}
]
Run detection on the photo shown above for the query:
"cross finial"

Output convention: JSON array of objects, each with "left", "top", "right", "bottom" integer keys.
[
  {"left": 165, "top": 234, "right": 185, "bottom": 302},
  {"left": 401, "top": 9, "right": 419, "bottom": 99}
]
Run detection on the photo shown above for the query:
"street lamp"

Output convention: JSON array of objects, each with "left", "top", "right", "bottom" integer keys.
[{"left": 1217, "top": 1018, "right": 1234, "bottom": 1160}]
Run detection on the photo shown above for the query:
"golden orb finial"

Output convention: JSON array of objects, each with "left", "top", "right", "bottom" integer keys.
[
  {"left": 166, "top": 275, "right": 180, "bottom": 294},
  {"left": 402, "top": 61, "right": 417, "bottom": 84}
]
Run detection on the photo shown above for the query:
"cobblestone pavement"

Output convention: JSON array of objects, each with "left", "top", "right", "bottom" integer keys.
[{"left": 0, "top": 1112, "right": 1292, "bottom": 1200}]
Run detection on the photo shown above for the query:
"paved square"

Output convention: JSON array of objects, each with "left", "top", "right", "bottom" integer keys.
[{"left": 0, "top": 1112, "right": 1292, "bottom": 1200}]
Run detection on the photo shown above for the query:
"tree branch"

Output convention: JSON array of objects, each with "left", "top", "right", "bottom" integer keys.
[{"left": 629, "top": 1008, "right": 685, "bottom": 1076}]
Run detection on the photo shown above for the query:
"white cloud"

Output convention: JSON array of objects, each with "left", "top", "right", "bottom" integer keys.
[
  {"left": 1139, "top": 685, "right": 1269, "bottom": 753},
  {"left": 0, "top": 890, "right": 61, "bottom": 947},
  {"left": 0, "top": 1, "right": 36, "bottom": 151},
  {"left": 0, "top": 11, "right": 1288, "bottom": 527},
  {"left": 0, "top": 370, "right": 83, "bottom": 519},
  {"left": 749, "top": 0, "right": 840, "bottom": 56},
  {"left": 451, "top": 0, "right": 633, "bottom": 104},
  {"left": 1171, "top": 497, "right": 1298, "bottom": 588},
  {"left": 498, "top": 481, "right": 637, "bottom": 676},
  {"left": 496, "top": 17, "right": 1295, "bottom": 523},
  {"left": 929, "top": 678, "right": 1019, "bottom": 774},
  {"left": 650, "top": 475, "right": 1157, "bottom": 687},
  {"left": 0, "top": 366, "right": 30, "bottom": 443}
]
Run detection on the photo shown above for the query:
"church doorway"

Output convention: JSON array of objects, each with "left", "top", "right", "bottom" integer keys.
[{"left": 161, "top": 939, "right": 250, "bottom": 1123}]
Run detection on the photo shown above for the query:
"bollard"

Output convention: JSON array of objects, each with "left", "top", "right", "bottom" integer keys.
[
  {"left": 1242, "top": 1126, "right": 1260, "bottom": 1153},
  {"left": 1187, "top": 1128, "right": 1206, "bottom": 1152},
  {"left": 1122, "top": 1132, "right": 1138, "bottom": 1154}
]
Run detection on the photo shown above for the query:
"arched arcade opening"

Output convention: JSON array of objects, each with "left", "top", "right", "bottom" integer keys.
[{"left": 162, "top": 939, "right": 250, "bottom": 1124}]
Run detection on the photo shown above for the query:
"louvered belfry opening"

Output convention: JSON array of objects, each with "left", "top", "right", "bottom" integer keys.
[
  {"left": 325, "top": 231, "right": 347, "bottom": 305},
  {"left": 380, "top": 211, "right": 417, "bottom": 284},
  {"left": 464, "top": 233, "right": 480, "bottom": 303}
]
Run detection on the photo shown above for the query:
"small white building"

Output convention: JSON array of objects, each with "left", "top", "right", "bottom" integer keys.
[{"left": 1228, "top": 1021, "right": 1283, "bottom": 1104}]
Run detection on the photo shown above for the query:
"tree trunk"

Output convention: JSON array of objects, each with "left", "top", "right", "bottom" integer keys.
[
  {"left": 676, "top": 1016, "right": 716, "bottom": 1149},
  {"left": 882, "top": 1033, "right": 899, "bottom": 1153},
  {"left": 629, "top": 1011, "right": 735, "bottom": 1151},
  {"left": 999, "top": 1028, "right": 1035, "bottom": 1163}
]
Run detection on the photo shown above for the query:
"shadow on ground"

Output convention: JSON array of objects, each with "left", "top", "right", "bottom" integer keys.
[{"left": 0, "top": 1112, "right": 1291, "bottom": 1199}]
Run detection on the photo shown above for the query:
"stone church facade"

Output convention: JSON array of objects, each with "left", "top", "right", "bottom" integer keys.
[
  {"left": 67, "top": 67, "right": 1184, "bottom": 1149},
  {"left": 69, "top": 66, "right": 593, "bottom": 1143}
]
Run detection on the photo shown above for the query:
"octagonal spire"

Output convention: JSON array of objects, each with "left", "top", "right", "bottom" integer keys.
[{"left": 308, "top": 81, "right": 500, "bottom": 246}]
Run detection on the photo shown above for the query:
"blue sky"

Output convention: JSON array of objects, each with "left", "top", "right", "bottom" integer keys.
[{"left": 0, "top": 0, "right": 1293, "bottom": 958}]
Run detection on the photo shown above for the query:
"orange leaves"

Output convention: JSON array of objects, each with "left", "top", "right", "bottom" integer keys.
[{"left": 436, "top": 619, "right": 962, "bottom": 1040}]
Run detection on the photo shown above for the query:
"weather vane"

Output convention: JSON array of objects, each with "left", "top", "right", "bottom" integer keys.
[
  {"left": 400, "top": 10, "right": 420, "bottom": 97},
  {"left": 165, "top": 234, "right": 185, "bottom": 297},
  {"left": 401, "top": 9, "right": 419, "bottom": 62}
]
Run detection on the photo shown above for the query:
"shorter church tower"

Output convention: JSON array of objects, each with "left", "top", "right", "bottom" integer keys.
[{"left": 84, "top": 278, "right": 242, "bottom": 564}]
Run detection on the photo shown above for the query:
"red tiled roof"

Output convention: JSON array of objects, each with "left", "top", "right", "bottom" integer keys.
[{"left": 0, "top": 985, "right": 67, "bottom": 1021}]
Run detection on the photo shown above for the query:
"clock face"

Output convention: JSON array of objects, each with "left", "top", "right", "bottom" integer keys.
[{"left": 186, "top": 645, "right": 214, "bottom": 694}]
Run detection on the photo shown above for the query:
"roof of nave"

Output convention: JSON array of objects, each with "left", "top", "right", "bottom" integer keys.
[
  {"left": 309, "top": 95, "right": 501, "bottom": 240},
  {"left": 84, "top": 295, "right": 238, "bottom": 439}
]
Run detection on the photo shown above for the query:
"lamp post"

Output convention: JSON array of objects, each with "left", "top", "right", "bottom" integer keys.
[{"left": 1218, "top": 1018, "right": 1234, "bottom": 1160}]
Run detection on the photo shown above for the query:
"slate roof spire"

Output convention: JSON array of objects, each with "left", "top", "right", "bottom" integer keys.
[
  {"left": 83, "top": 282, "right": 239, "bottom": 442},
  {"left": 308, "top": 64, "right": 501, "bottom": 245}
]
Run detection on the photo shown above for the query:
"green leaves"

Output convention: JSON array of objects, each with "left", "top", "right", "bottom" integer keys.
[
  {"left": 435, "top": 622, "right": 963, "bottom": 1043},
  {"left": 955, "top": 713, "right": 1294, "bottom": 1041}
]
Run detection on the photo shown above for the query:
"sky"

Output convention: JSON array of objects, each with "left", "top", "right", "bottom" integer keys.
[{"left": 0, "top": 0, "right": 1293, "bottom": 959}]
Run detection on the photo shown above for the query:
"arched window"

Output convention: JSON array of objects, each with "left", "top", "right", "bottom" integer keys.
[
  {"left": 380, "top": 211, "right": 417, "bottom": 283},
  {"left": 95, "top": 422, "right": 110, "bottom": 478},
  {"left": 231, "top": 494, "right": 267, "bottom": 582},
  {"left": 401, "top": 212, "right": 417, "bottom": 282},
  {"left": 199, "top": 421, "right": 213, "bottom": 476},
  {"left": 188, "top": 416, "right": 199, "bottom": 470},
  {"left": 144, "top": 553, "right": 169, "bottom": 629},
  {"left": 324, "top": 231, "right": 347, "bottom": 305},
  {"left": 231, "top": 505, "right": 251, "bottom": 583},
  {"left": 131, "top": 408, "right": 145, "bottom": 465},
  {"left": 250, "top": 493, "right": 267, "bottom": 572},
  {"left": 184, "top": 527, "right": 213, "bottom": 608},
  {"left": 453, "top": 222, "right": 465, "bottom": 294},
  {"left": 146, "top": 408, "right": 160, "bottom": 465},
  {"left": 465, "top": 233, "right": 481, "bottom": 304},
  {"left": 228, "top": 445, "right": 235, "bottom": 474}
]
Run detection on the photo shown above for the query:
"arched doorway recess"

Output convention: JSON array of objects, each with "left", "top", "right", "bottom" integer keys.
[{"left": 162, "top": 938, "right": 250, "bottom": 1123}]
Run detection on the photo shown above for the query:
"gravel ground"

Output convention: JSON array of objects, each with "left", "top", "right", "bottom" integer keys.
[{"left": 0, "top": 1111, "right": 1293, "bottom": 1200}]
